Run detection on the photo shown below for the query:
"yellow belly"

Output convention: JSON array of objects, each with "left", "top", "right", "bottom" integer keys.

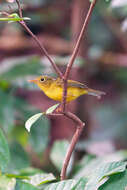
[{"left": 43, "top": 86, "right": 87, "bottom": 102}]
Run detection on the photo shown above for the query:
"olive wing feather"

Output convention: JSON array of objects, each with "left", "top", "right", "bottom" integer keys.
[
  {"left": 67, "top": 80, "right": 88, "bottom": 89},
  {"left": 56, "top": 79, "right": 88, "bottom": 89}
]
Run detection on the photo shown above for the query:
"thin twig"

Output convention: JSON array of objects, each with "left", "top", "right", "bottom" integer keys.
[
  {"left": 61, "top": 0, "right": 97, "bottom": 112},
  {"left": 15, "top": 0, "right": 63, "bottom": 78},
  {"left": 20, "top": 22, "right": 63, "bottom": 78},
  {"left": 0, "top": 11, "right": 10, "bottom": 16},
  {"left": 65, "top": 0, "right": 97, "bottom": 79},
  {"left": 16, "top": 0, "right": 23, "bottom": 18},
  {"left": 60, "top": 112, "right": 85, "bottom": 180},
  {"left": 60, "top": 0, "right": 97, "bottom": 179}
]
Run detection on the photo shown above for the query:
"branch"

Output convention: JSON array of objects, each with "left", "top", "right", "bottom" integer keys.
[
  {"left": 20, "top": 22, "right": 63, "bottom": 78},
  {"left": 46, "top": 111, "right": 84, "bottom": 180},
  {"left": 15, "top": 0, "right": 23, "bottom": 18},
  {"left": 61, "top": 0, "right": 97, "bottom": 112},
  {"left": 15, "top": 0, "right": 63, "bottom": 78},
  {"left": 60, "top": 112, "right": 85, "bottom": 180},
  {"left": 14, "top": 0, "right": 96, "bottom": 181},
  {"left": 60, "top": 0, "right": 97, "bottom": 179},
  {"left": 64, "top": 0, "right": 97, "bottom": 79}
]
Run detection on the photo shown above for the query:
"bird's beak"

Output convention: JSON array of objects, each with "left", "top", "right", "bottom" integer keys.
[{"left": 28, "top": 79, "right": 38, "bottom": 83}]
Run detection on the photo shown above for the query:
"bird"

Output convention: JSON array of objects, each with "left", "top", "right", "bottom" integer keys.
[{"left": 28, "top": 75, "right": 105, "bottom": 103}]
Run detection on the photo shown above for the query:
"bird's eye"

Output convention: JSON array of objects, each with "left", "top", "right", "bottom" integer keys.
[{"left": 40, "top": 78, "right": 45, "bottom": 82}]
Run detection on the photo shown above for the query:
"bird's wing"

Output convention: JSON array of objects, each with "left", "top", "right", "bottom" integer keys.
[
  {"left": 55, "top": 78, "right": 63, "bottom": 87},
  {"left": 56, "top": 79, "right": 88, "bottom": 89},
  {"left": 67, "top": 80, "right": 88, "bottom": 89}
]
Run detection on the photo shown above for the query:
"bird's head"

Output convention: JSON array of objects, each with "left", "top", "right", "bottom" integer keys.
[{"left": 28, "top": 75, "right": 55, "bottom": 90}]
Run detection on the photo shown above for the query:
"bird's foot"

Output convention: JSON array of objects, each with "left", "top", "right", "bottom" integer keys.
[
  {"left": 55, "top": 103, "right": 68, "bottom": 113},
  {"left": 55, "top": 105, "right": 62, "bottom": 113}
]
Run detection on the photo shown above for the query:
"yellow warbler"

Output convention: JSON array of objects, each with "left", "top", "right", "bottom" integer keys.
[{"left": 29, "top": 76, "right": 105, "bottom": 103}]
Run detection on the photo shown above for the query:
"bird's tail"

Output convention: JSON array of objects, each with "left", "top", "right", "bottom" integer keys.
[{"left": 87, "top": 88, "right": 106, "bottom": 99}]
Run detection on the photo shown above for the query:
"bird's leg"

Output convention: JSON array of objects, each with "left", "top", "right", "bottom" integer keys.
[
  {"left": 55, "top": 104, "right": 62, "bottom": 113},
  {"left": 55, "top": 103, "right": 67, "bottom": 113}
]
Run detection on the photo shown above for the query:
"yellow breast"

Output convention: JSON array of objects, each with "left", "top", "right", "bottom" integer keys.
[{"left": 40, "top": 83, "right": 87, "bottom": 102}]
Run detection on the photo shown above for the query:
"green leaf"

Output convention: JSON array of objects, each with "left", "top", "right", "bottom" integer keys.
[
  {"left": 0, "top": 90, "right": 15, "bottom": 134},
  {"left": 25, "top": 104, "right": 58, "bottom": 133},
  {"left": 0, "top": 13, "right": 31, "bottom": 22},
  {"left": 10, "top": 125, "right": 29, "bottom": 147},
  {"left": 6, "top": 142, "right": 30, "bottom": 172},
  {"left": 45, "top": 179, "right": 76, "bottom": 190},
  {"left": 46, "top": 104, "right": 59, "bottom": 114},
  {"left": 8, "top": 13, "right": 20, "bottom": 18},
  {"left": 15, "top": 180, "right": 39, "bottom": 190},
  {"left": 25, "top": 113, "right": 43, "bottom": 132},
  {"left": 19, "top": 167, "right": 43, "bottom": 176},
  {"left": 84, "top": 162, "right": 127, "bottom": 190},
  {"left": 29, "top": 116, "right": 50, "bottom": 154},
  {"left": 24, "top": 173, "right": 56, "bottom": 186},
  {"left": 99, "top": 169, "right": 127, "bottom": 190},
  {"left": 0, "top": 128, "right": 10, "bottom": 171},
  {"left": 0, "top": 17, "right": 30, "bottom": 22},
  {"left": 22, "top": 17, "right": 31, "bottom": 21},
  {"left": 74, "top": 152, "right": 127, "bottom": 190},
  {"left": 71, "top": 178, "right": 87, "bottom": 190},
  {"left": 15, "top": 99, "right": 50, "bottom": 154},
  {"left": 0, "top": 175, "right": 16, "bottom": 190},
  {"left": 75, "top": 150, "right": 127, "bottom": 179},
  {"left": 73, "top": 154, "right": 95, "bottom": 176},
  {"left": 50, "top": 140, "right": 74, "bottom": 174},
  {"left": 6, "top": 173, "right": 30, "bottom": 180},
  {"left": 0, "top": 56, "right": 43, "bottom": 81}
]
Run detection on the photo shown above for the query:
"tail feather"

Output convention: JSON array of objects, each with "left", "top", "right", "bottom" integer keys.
[{"left": 87, "top": 88, "right": 106, "bottom": 99}]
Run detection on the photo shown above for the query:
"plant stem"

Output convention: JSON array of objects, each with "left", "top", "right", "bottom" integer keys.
[
  {"left": 60, "top": 112, "right": 85, "bottom": 180},
  {"left": 16, "top": 0, "right": 23, "bottom": 18},
  {"left": 14, "top": 0, "right": 97, "bottom": 181},
  {"left": 60, "top": 0, "right": 97, "bottom": 179},
  {"left": 20, "top": 22, "right": 63, "bottom": 78},
  {"left": 16, "top": 0, "right": 63, "bottom": 78},
  {"left": 64, "top": 0, "right": 97, "bottom": 79}
]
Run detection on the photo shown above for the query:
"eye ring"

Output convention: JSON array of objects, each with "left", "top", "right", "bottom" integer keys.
[{"left": 40, "top": 78, "right": 45, "bottom": 82}]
